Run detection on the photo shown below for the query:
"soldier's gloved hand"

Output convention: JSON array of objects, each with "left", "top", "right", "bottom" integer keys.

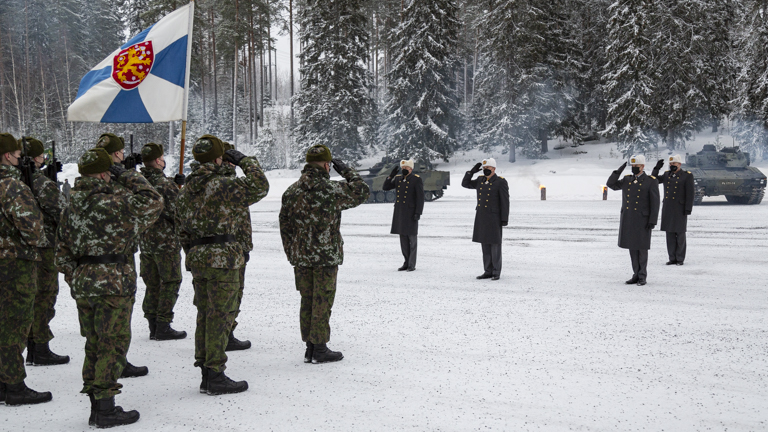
[
  {"left": 646, "top": 223, "right": 655, "bottom": 230},
  {"left": 618, "top": 162, "right": 627, "bottom": 172},
  {"left": 224, "top": 149, "right": 247, "bottom": 166},
  {"left": 413, "top": 214, "right": 420, "bottom": 221},
  {"left": 470, "top": 162, "right": 482, "bottom": 174},
  {"left": 109, "top": 163, "right": 127, "bottom": 180},
  {"left": 389, "top": 166, "right": 399, "bottom": 178},
  {"left": 331, "top": 158, "right": 350, "bottom": 175},
  {"left": 174, "top": 173, "right": 186, "bottom": 186},
  {"left": 501, "top": 221, "right": 508, "bottom": 227},
  {"left": 685, "top": 210, "right": 692, "bottom": 216},
  {"left": 654, "top": 159, "right": 665, "bottom": 170}
]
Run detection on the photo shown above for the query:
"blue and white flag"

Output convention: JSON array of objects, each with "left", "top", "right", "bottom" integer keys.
[{"left": 68, "top": 3, "right": 194, "bottom": 123}]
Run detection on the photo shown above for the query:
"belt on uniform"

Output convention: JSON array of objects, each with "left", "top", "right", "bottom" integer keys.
[
  {"left": 77, "top": 254, "right": 128, "bottom": 266},
  {"left": 190, "top": 234, "right": 237, "bottom": 248}
]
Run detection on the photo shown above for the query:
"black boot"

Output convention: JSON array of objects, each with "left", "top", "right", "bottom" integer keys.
[
  {"left": 155, "top": 322, "right": 187, "bottom": 341},
  {"left": 88, "top": 393, "right": 96, "bottom": 426},
  {"left": 625, "top": 276, "right": 639, "bottom": 284},
  {"left": 311, "top": 343, "right": 343, "bottom": 364},
  {"left": 33, "top": 341, "right": 70, "bottom": 365},
  {"left": 397, "top": 264, "right": 408, "bottom": 271},
  {"left": 206, "top": 369, "right": 248, "bottom": 395},
  {"left": 304, "top": 342, "right": 314, "bottom": 364},
  {"left": 147, "top": 316, "right": 157, "bottom": 340},
  {"left": 199, "top": 367, "right": 208, "bottom": 394},
  {"left": 120, "top": 361, "right": 149, "bottom": 378},
  {"left": 25, "top": 339, "right": 35, "bottom": 365},
  {"left": 0, "top": 382, "right": 6, "bottom": 404},
  {"left": 5, "top": 381, "right": 52, "bottom": 406},
  {"left": 225, "top": 331, "right": 251, "bottom": 351},
  {"left": 94, "top": 396, "right": 140, "bottom": 428},
  {"left": 476, "top": 273, "right": 493, "bottom": 280}
]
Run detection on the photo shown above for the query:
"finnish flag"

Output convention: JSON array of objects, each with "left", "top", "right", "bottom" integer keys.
[{"left": 68, "top": 3, "right": 194, "bottom": 123}]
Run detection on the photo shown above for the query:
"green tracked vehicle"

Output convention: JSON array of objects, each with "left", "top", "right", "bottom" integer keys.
[
  {"left": 684, "top": 145, "right": 766, "bottom": 205},
  {"left": 361, "top": 158, "right": 450, "bottom": 203}
]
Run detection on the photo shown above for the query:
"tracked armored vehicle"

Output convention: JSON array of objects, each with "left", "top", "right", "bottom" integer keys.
[
  {"left": 361, "top": 158, "right": 450, "bottom": 203},
  {"left": 685, "top": 145, "right": 766, "bottom": 205}
]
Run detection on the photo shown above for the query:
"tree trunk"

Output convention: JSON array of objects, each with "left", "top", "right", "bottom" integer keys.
[
  {"left": 211, "top": 8, "right": 218, "bottom": 115},
  {"left": 290, "top": 0, "right": 295, "bottom": 129},
  {"left": 232, "top": 0, "right": 239, "bottom": 146},
  {"left": 268, "top": 25, "right": 273, "bottom": 104},
  {"left": 539, "top": 128, "right": 548, "bottom": 154},
  {"left": 712, "top": 116, "right": 719, "bottom": 133}
]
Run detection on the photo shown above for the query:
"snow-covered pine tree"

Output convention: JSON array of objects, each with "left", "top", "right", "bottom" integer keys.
[
  {"left": 383, "top": 0, "right": 461, "bottom": 162},
  {"left": 697, "top": 0, "right": 735, "bottom": 133},
  {"left": 294, "top": 0, "right": 374, "bottom": 163}
]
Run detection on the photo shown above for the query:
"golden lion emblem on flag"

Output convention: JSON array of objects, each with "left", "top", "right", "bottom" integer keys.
[{"left": 112, "top": 41, "right": 155, "bottom": 90}]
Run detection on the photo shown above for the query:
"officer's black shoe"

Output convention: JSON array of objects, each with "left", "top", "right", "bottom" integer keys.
[
  {"left": 154, "top": 322, "right": 187, "bottom": 341},
  {"left": 312, "top": 344, "right": 344, "bottom": 364},
  {"left": 491, "top": 276, "right": 500, "bottom": 281},
  {"left": 666, "top": 261, "right": 677, "bottom": 265},
  {"left": 147, "top": 316, "right": 157, "bottom": 340},
  {"left": 225, "top": 331, "right": 251, "bottom": 351},
  {"left": 625, "top": 276, "right": 639, "bottom": 284},
  {"left": 397, "top": 264, "right": 408, "bottom": 271},
  {"left": 637, "top": 279, "right": 647, "bottom": 286},
  {"left": 5, "top": 381, "right": 52, "bottom": 406},
  {"left": 0, "top": 382, "right": 6, "bottom": 404},
  {"left": 25, "top": 340, "right": 35, "bottom": 365},
  {"left": 199, "top": 367, "right": 208, "bottom": 394},
  {"left": 676, "top": 262, "right": 684, "bottom": 266},
  {"left": 88, "top": 393, "right": 96, "bottom": 426},
  {"left": 120, "top": 362, "right": 149, "bottom": 378},
  {"left": 206, "top": 369, "right": 248, "bottom": 395},
  {"left": 476, "top": 273, "right": 493, "bottom": 280},
  {"left": 94, "top": 396, "right": 140, "bottom": 428},
  {"left": 406, "top": 267, "right": 415, "bottom": 272},
  {"left": 304, "top": 342, "right": 314, "bottom": 364},
  {"left": 33, "top": 341, "right": 70, "bottom": 365}
]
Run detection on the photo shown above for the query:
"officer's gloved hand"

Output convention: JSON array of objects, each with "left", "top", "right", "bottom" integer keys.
[
  {"left": 331, "top": 158, "right": 350, "bottom": 175},
  {"left": 224, "top": 149, "right": 247, "bottom": 166},
  {"left": 501, "top": 221, "right": 508, "bottom": 227},
  {"left": 174, "top": 173, "right": 186, "bottom": 186},
  {"left": 389, "top": 166, "right": 399, "bottom": 178},
  {"left": 646, "top": 223, "right": 655, "bottom": 230},
  {"left": 413, "top": 214, "right": 420, "bottom": 221},
  {"left": 685, "top": 210, "right": 692, "bottom": 216},
  {"left": 470, "top": 162, "right": 482, "bottom": 174},
  {"left": 654, "top": 159, "right": 665, "bottom": 170},
  {"left": 617, "top": 162, "right": 627, "bottom": 172},
  {"left": 109, "top": 164, "right": 127, "bottom": 180}
]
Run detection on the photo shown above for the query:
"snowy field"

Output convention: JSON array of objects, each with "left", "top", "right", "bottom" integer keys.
[{"left": 9, "top": 134, "right": 768, "bottom": 431}]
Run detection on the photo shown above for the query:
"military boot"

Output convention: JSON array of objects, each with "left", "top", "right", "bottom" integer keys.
[
  {"left": 93, "top": 396, "right": 140, "bottom": 428},
  {"left": 199, "top": 367, "right": 208, "bottom": 394},
  {"left": 225, "top": 331, "right": 251, "bottom": 351},
  {"left": 120, "top": 361, "right": 149, "bottom": 378},
  {"left": 4, "top": 381, "right": 53, "bottom": 406},
  {"left": 0, "top": 382, "right": 6, "bottom": 404},
  {"left": 33, "top": 341, "right": 70, "bottom": 365},
  {"left": 311, "top": 344, "right": 344, "bottom": 364},
  {"left": 304, "top": 342, "right": 314, "bottom": 364},
  {"left": 154, "top": 322, "right": 187, "bottom": 341},
  {"left": 88, "top": 393, "right": 96, "bottom": 426},
  {"left": 147, "top": 316, "right": 157, "bottom": 340},
  {"left": 206, "top": 369, "right": 248, "bottom": 396},
  {"left": 25, "top": 339, "right": 35, "bottom": 365}
]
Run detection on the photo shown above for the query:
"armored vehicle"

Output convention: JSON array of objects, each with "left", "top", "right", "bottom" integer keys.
[
  {"left": 361, "top": 158, "right": 450, "bottom": 203},
  {"left": 684, "top": 145, "right": 766, "bottom": 205}
]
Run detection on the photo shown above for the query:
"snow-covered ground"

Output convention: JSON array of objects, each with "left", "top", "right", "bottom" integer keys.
[{"left": 12, "top": 132, "right": 768, "bottom": 431}]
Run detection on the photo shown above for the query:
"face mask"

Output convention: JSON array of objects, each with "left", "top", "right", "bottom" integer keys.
[
  {"left": 159, "top": 160, "right": 166, "bottom": 171},
  {"left": 483, "top": 168, "right": 492, "bottom": 176},
  {"left": 401, "top": 168, "right": 410, "bottom": 176},
  {"left": 631, "top": 166, "right": 641, "bottom": 175},
  {"left": 669, "top": 165, "right": 678, "bottom": 172}
]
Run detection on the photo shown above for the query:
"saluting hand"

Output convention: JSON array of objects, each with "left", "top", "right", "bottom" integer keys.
[
  {"left": 654, "top": 159, "right": 664, "bottom": 170},
  {"left": 617, "top": 162, "right": 627, "bottom": 172},
  {"left": 470, "top": 162, "right": 482, "bottom": 174},
  {"left": 389, "top": 166, "right": 399, "bottom": 178}
]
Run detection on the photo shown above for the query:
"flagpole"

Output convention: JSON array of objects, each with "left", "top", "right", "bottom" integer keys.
[{"left": 179, "top": 0, "right": 195, "bottom": 176}]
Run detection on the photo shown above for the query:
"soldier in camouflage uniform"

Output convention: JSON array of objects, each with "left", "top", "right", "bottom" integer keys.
[
  {"left": 220, "top": 142, "right": 252, "bottom": 352},
  {"left": 21, "top": 137, "right": 70, "bottom": 366},
  {"left": 177, "top": 135, "right": 268, "bottom": 395},
  {"left": 279, "top": 145, "right": 370, "bottom": 364},
  {"left": 138, "top": 143, "right": 187, "bottom": 341},
  {"left": 0, "top": 132, "right": 53, "bottom": 406},
  {"left": 95, "top": 133, "right": 149, "bottom": 378},
  {"left": 56, "top": 148, "right": 163, "bottom": 427}
]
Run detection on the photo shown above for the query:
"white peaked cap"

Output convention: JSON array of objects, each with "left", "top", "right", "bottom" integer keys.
[
  {"left": 668, "top": 154, "right": 682, "bottom": 163},
  {"left": 482, "top": 158, "right": 497, "bottom": 168},
  {"left": 400, "top": 159, "right": 414, "bottom": 169},
  {"left": 629, "top": 155, "right": 646, "bottom": 165}
]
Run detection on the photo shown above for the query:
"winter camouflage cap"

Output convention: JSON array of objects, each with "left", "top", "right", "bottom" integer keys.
[
  {"left": 192, "top": 134, "right": 225, "bottom": 163},
  {"left": 306, "top": 144, "right": 332, "bottom": 163},
  {"left": 0, "top": 132, "right": 20, "bottom": 154},
  {"left": 141, "top": 142, "right": 164, "bottom": 163},
  {"left": 96, "top": 133, "right": 125, "bottom": 154},
  {"left": 78, "top": 148, "right": 113, "bottom": 175},
  {"left": 20, "top": 137, "right": 44, "bottom": 158},
  {"left": 222, "top": 141, "right": 234, "bottom": 151}
]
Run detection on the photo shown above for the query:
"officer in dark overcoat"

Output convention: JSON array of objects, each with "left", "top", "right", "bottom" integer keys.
[
  {"left": 606, "top": 155, "right": 660, "bottom": 286},
  {"left": 383, "top": 159, "right": 424, "bottom": 271},
  {"left": 461, "top": 158, "right": 510, "bottom": 281},
  {"left": 651, "top": 154, "right": 694, "bottom": 265}
]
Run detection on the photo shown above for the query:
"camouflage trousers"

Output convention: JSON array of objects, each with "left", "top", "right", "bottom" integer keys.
[
  {"left": 231, "top": 263, "right": 246, "bottom": 332},
  {"left": 0, "top": 259, "right": 36, "bottom": 385},
  {"left": 294, "top": 266, "right": 338, "bottom": 345},
  {"left": 76, "top": 295, "right": 133, "bottom": 400},
  {"left": 191, "top": 266, "right": 239, "bottom": 372},
  {"left": 29, "top": 247, "right": 59, "bottom": 344},
  {"left": 140, "top": 251, "right": 182, "bottom": 323}
]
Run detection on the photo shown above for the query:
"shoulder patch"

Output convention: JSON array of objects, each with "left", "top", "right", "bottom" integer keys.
[
  {"left": 624, "top": 174, "right": 631, "bottom": 177},
  {"left": 687, "top": 171, "right": 691, "bottom": 174},
  {"left": 414, "top": 174, "right": 420, "bottom": 177},
  {"left": 650, "top": 176, "right": 656, "bottom": 179}
]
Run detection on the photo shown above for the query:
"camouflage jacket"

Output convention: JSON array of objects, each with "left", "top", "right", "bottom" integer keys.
[
  {"left": 30, "top": 170, "right": 66, "bottom": 249},
  {"left": 177, "top": 157, "right": 268, "bottom": 269},
  {"left": 0, "top": 164, "right": 44, "bottom": 262},
  {"left": 139, "top": 166, "right": 180, "bottom": 254},
  {"left": 221, "top": 163, "right": 254, "bottom": 252},
  {"left": 111, "top": 179, "right": 140, "bottom": 254},
  {"left": 55, "top": 171, "right": 163, "bottom": 299},
  {"left": 279, "top": 164, "right": 370, "bottom": 267}
]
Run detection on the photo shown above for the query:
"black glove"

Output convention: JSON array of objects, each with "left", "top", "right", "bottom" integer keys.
[
  {"left": 243, "top": 252, "right": 250, "bottom": 263},
  {"left": 618, "top": 162, "right": 627, "bottom": 172},
  {"left": 654, "top": 159, "right": 664, "bottom": 170},
  {"left": 413, "top": 214, "right": 420, "bottom": 221},
  {"left": 224, "top": 149, "right": 247, "bottom": 166},
  {"left": 501, "top": 221, "right": 508, "bottom": 227},
  {"left": 122, "top": 153, "right": 142, "bottom": 170},
  {"left": 109, "top": 163, "right": 127, "bottom": 180},
  {"left": 470, "top": 162, "right": 482, "bottom": 174},
  {"left": 174, "top": 173, "right": 186, "bottom": 186},
  {"left": 331, "top": 158, "right": 350, "bottom": 175},
  {"left": 685, "top": 210, "right": 691, "bottom": 216},
  {"left": 389, "top": 166, "right": 399, "bottom": 178},
  {"left": 646, "top": 223, "right": 655, "bottom": 230}
]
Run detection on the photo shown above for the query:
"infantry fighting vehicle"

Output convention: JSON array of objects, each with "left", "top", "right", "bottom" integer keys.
[
  {"left": 684, "top": 145, "right": 766, "bottom": 205},
  {"left": 361, "top": 158, "right": 450, "bottom": 203}
]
